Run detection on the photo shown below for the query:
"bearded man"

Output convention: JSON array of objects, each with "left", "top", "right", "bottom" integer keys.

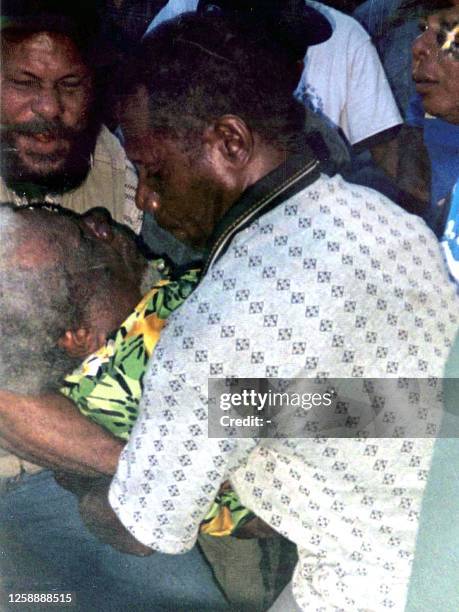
[
  {"left": 0, "top": 2, "right": 202, "bottom": 266},
  {"left": 0, "top": 3, "right": 143, "bottom": 233}
]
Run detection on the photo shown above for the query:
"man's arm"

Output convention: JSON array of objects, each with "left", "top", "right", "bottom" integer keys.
[
  {"left": 79, "top": 479, "right": 154, "bottom": 556},
  {"left": 0, "top": 390, "right": 123, "bottom": 476},
  {"left": 355, "top": 125, "right": 431, "bottom": 217},
  {"left": 396, "top": 125, "right": 431, "bottom": 210}
]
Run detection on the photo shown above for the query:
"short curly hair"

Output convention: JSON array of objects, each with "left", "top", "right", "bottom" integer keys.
[
  {"left": 0, "top": 203, "right": 141, "bottom": 394},
  {"left": 122, "top": 11, "right": 308, "bottom": 153}
]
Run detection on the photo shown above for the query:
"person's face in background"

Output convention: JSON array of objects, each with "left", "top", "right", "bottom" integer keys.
[
  {"left": 1, "top": 31, "right": 98, "bottom": 189},
  {"left": 412, "top": 6, "right": 459, "bottom": 124}
]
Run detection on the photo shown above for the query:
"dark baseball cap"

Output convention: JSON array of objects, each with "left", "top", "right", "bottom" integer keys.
[{"left": 197, "top": 0, "right": 332, "bottom": 58}]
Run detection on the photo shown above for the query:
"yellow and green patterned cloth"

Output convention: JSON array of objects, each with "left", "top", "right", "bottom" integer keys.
[
  {"left": 61, "top": 265, "right": 254, "bottom": 536},
  {"left": 62, "top": 267, "right": 199, "bottom": 439}
]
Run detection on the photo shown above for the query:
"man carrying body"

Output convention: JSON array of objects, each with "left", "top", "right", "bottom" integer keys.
[
  {"left": 99, "top": 12, "right": 457, "bottom": 610},
  {"left": 1, "top": 9, "right": 458, "bottom": 611}
]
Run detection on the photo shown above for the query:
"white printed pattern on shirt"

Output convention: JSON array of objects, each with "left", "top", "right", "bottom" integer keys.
[{"left": 110, "top": 174, "right": 458, "bottom": 611}]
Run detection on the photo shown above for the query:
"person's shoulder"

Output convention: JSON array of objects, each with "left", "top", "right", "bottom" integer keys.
[
  {"left": 317, "top": 173, "right": 438, "bottom": 242},
  {"left": 306, "top": 0, "right": 371, "bottom": 45},
  {"left": 93, "top": 125, "right": 128, "bottom": 170}
]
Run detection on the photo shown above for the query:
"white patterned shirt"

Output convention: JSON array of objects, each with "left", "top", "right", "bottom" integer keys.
[{"left": 110, "top": 170, "right": 458, "bottom": 611}]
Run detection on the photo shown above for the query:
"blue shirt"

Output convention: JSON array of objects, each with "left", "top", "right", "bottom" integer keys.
[
  {"left": 354, "top": 0, "right": 419, "bottom": 118},
  {"left": 441, "top": 180, "right": 459, "bottom": 286},
  {"left": 406, "top": 94, "right": 459, "bottom": 235}
]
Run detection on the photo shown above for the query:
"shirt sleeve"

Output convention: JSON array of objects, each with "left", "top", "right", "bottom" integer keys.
[
  {"left": 109, "top": 358, "right": 256, "bottom": 553},
  {"left": 343, "top": 35, "right": 402, "bottom": 145}
]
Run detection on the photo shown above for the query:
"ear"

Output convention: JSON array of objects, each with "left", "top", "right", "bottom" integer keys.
[
  {"left": 57, "top": 328, "right": 106, "bottom": 359},
  {"left": 80, "top": 208, "right": 114, "bottom": 242},
  {"left": 209, "top": 115, "right": 254, "bottom": 168}
]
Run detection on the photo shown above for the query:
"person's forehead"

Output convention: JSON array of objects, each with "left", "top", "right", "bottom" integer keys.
[
  {"left": 121, "top": 88, "right": 161, "bottom": 163},
  {"left": 11, "top": 211, "right": 76, "bottom": 268},
  {"left": 428, "top": 6, "right": 459, "bottom": 26},
  {"left": 2, "top": 31, "right": 89, "bottom": 74}
]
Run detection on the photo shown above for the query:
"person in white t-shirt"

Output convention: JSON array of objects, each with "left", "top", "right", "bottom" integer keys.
[
  {"left": 145, "top": 0, "right": 402, "bottom": 163},
  {"left": 296, "top": 0, "right": 402, "bottom": 148}
]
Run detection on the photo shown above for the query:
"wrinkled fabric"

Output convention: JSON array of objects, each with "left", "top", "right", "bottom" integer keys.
[{"left": 111, "top": 173, "right": 458, "bottom": 610}]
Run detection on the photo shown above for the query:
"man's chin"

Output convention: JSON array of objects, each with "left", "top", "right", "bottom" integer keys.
[
  {"left": 21, "top": 158, "right": 68, "bottom": 179},
  {"left": 1, "top": 123, "right": 101, "bottom": 195},
  {"left": 2, "top": 150, "right": 91, "bottom": 195}
]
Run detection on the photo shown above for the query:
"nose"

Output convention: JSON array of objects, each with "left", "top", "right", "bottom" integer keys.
[
  {"left": 412, "top": 28, "right": 435, "bottom": 61},
  {"left": 31, "top": 87, "right": 63, "bottom": 121},
  {"left": 81, "top": 208, "right": 114, "bottom": 242},
  {"left": 135, "top": 166, "right": 159, "bottom": 214}
]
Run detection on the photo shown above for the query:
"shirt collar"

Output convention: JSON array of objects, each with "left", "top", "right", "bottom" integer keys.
[{"left": 203, "top": 134, "right": 329, "bottom": 273}]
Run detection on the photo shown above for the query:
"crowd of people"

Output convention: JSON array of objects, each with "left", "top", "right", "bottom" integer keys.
[{"left": 0, "top": 0, "right": 458, "bottom": 610}]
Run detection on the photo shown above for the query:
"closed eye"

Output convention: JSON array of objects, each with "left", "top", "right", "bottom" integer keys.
[
  {"left": 58, "top": 78, "right": 85, "bottom": 90},
  {"left": 10, "top": 77, "right": 40, "bottom": 90}
]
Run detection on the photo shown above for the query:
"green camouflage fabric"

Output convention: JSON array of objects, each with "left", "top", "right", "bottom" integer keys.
[
  {"left": 61, "top": 268, "right": 199, "bottom": 440},
  {"left": 60, "top": 265, "right": 254, "bottom": 534}
]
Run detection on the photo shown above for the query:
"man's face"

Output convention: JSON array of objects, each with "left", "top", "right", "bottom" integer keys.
[
  {"left": 412, "top": 6, "right": 459, "bottom": 123},
  {"left": 78, "top": 207, "right": 147, "bottom": 288},
  {"left": 121, "top": 87, "right": 231, "bottom": 251},
  {"left": 1, "top": 31, "right": 97, "bottom": 188},
  {"left": 19, "top": 205, "right": 146, "bottom": 295}
]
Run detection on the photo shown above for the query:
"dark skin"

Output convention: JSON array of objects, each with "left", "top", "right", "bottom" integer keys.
[
  {"left": 0, "top": 32, "right": 95, "bottom": 183},
  {"left": 0, "top": 207, "right": 139, "bottom": 477},
  {"left": 124, "top": 86, "right": 286, "bottom": 249},
  {"left": 77, "top": 92, "right": 286, "bottom": 552},
  {"left": 0, "top": 207, "right": 143, "bottom": 552},
  {"left": 0, "top": 181, "right": 282, "bottom": 552},
  {"left": 371, "top": 4, "right": 459, "bottom": 213},
  {"left": 0, "top": 389, "right": 123, "bottom": 476}
]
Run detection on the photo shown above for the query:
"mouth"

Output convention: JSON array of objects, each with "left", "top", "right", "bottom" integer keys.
[
  {"left": 416, "top": 81, "right": 438, "bottom": 96},
  {"left": 15, "top": 132, "right": 68, "bottom": 158},
  {"left": 413, "top": 78, "right": 439, "bottom": 94},
  {"left": 32, "top": 132, "right": 58, "bottom": 144}
]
